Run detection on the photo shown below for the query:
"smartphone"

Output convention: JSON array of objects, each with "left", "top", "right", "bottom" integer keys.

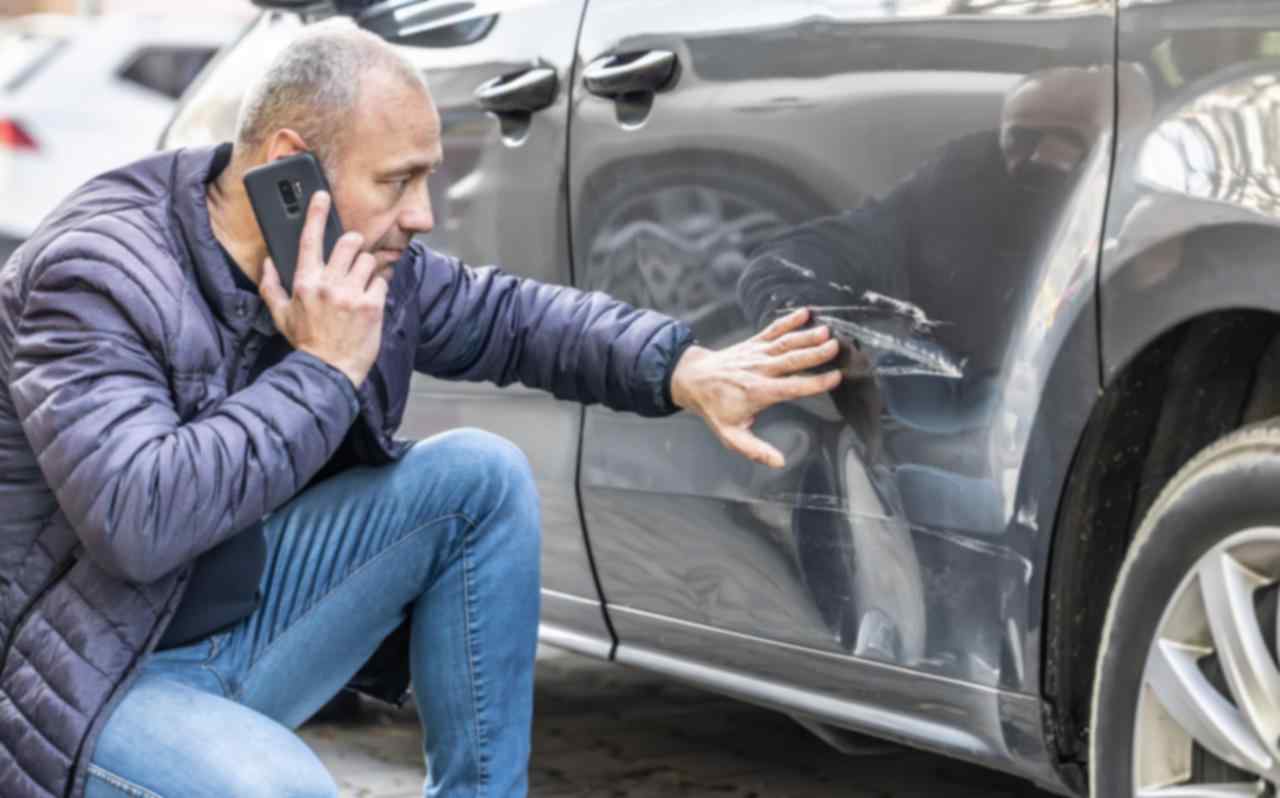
[{"left": 243, "top": 152, "right": 344, "bottom": 296}]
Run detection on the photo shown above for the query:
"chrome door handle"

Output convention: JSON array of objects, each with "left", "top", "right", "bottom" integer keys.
[
  {"left": 473, "top": 67, "right": 558, "bottom": 113},
  {"left": 583, "top": 50, "right": 678, "bottom": 97}
]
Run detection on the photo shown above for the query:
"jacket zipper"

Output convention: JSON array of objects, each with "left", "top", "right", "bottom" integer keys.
[{"left": 0, "top": 549, "right": 79, "bottom": 682}]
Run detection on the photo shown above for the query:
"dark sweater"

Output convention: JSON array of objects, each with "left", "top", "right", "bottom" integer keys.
[{"left": 156, "top": 249, "right": 363, "bottom": 649}]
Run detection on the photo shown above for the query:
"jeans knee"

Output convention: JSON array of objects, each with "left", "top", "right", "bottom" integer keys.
[
  {"left": 216, "top": 750, "right": 338, "bottom": 798},
  {"left": 434, "top": 428, "right": 539, "bottom": 543},
  {"left": 447, "top": 428, "right": 531, "bottom": 476},
  {"left": 426, "top": 427, "right": 536, "bottom": 499},
  {"left": 87, "top": 746, "right": 338, "bottom": 798}
]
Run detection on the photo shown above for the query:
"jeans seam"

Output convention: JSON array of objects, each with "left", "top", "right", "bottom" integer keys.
[
  {"left": 200, "top": 661, "right": 233, "bottom": 697},
  {"left": 87, "top": 764, "right": 163, "bottom": 798},
  {"left": 230, "top": 511, "right": 476, "bottom": 702},
  {"left": 206, "top": 632, "right": 223, "bottom": 661},
  {"left": 200, "top": 632, "right": 233, "bottom": 696},
  {"left": 461, "top": 520, "right": 490, "bottom": 795}
]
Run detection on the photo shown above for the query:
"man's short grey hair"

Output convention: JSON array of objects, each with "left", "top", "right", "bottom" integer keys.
[{"left": 235, "top": 18, "right": 428, "bottom": 172}]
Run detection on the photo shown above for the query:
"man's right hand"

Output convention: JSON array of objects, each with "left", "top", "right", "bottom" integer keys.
[{"left": 259, "top": 191, "right": 387, "bottom": 389}]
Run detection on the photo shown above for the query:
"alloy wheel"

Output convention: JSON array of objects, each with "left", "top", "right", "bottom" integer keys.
[{"left": 1134, "top": 527, "right": 1280, "bottom": 796}]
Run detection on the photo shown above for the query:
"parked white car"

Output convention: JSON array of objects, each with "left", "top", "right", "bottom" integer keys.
[{"left": 0, "top": 13, "right": 242, "bottom": 261}]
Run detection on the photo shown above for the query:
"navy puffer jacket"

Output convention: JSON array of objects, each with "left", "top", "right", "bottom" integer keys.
[{"left": 0, "top": 144, "right": 692, "bottom": 798}]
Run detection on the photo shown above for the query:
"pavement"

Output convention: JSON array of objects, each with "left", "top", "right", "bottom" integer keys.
[{"left": 300, "top": 646, "right": 1059, "bottom": 797}]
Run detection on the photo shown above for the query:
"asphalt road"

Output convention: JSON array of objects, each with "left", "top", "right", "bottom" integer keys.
[{"left": 300, "top": 647, "right": 1061, "bottom": 798}]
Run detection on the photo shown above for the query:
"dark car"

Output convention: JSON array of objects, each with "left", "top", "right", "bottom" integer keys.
[{"left": 162, "top": 1, "right": 1280, "bottom": 794}]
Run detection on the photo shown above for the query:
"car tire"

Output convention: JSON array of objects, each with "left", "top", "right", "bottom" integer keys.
[{"left": 1091, "top": 418, "right": 1280, "bottom": 796}]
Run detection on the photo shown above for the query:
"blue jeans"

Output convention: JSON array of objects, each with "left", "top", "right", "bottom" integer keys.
[{"left": 83, "top": 428, "right": 542, "bottom": 798}]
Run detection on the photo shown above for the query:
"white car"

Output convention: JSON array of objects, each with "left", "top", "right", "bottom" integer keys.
[{"left": 0, "top": 13, "right": 242, "bottom": 262}]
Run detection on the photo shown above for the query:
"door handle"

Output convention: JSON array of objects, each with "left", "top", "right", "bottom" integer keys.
[
  {"left": 473, "top": 67, "right": 558, "bottom": 114},
  {"left": 583, "top": 50, "right": 678, "bottom": 98}
]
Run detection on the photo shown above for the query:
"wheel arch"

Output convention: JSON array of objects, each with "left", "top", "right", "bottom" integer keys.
[{"left": 1041, "top": 221, "right": 1280, "bottom": 787}]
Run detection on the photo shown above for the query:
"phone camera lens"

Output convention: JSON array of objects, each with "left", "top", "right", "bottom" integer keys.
[{"left": 276, "top": 180, "right": 303, "bottom": 215}]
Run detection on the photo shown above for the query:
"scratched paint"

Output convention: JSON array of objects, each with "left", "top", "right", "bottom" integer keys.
[{"left": 771, "top": 287, "right": 965, "bottom": 379}]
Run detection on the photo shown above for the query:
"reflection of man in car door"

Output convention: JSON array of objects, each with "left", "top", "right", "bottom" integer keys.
[
  {"left": 739, "top": 66, "right": 1131, "bottom": 375},
  {"left": 736, "top": 66, "right": 1147, "bottom": 670},
  {"left": 0, "top": 19, "right": 846, "bottom": 798}
]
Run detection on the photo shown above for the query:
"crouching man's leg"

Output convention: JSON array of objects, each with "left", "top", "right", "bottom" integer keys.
[
  {"left": 86, "top": 673, "right": 339, "bottom": 798},
  {"left": 89, "top": 428, "right": 541, "bottom": 798}
]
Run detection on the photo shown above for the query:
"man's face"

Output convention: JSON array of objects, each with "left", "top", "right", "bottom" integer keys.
[
  {"left": 328, "top": 71, "right": 443, "bottom": 280},
  {"left": 998, "top": 67, "right": 1105, "bottom": 188}
]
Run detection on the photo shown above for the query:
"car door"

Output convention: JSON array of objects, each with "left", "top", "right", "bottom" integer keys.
[
  {"left": 371, "top": 0, "right": 613, "bottom": 656},
  {"left": 570, "top": 0, "right": 1115, "bottom": 691},
  {"left": 164, "top": 1, "right": 611, "bottom": 655}
]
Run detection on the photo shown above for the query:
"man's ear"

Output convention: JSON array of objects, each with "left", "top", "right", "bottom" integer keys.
[{"left": 264, "top": 128, "right": 309, "bottom": 163}]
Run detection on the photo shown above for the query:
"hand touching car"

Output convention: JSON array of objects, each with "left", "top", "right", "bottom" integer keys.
[{"left": 669, "top": 307, "right": 843, "bottom": 468}]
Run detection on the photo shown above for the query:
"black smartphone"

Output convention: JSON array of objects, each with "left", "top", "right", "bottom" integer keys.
[{"left": 243, "top": 152, "right": 343, "bottom": 296}]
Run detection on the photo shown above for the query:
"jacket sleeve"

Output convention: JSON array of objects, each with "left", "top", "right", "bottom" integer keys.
[
  {"left": 410, "top": 244, "right": 696, "bottom": 417},
  {"left": 8, "top": 257, "right": 361, "bottom": 584}
]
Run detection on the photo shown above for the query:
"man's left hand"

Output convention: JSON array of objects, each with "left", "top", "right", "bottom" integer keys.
[{"left": 670, "top": 307, "right": 843, "bottom": 469}]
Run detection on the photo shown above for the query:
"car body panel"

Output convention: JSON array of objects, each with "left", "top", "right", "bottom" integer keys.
[
  {"left": 611, "top": 605, "right": 1071, "bottom": 794},
  {"left": 569, "top": 0, "right": 1112, "bottom": 718},
  {"left": 1102, "top": 2, "right": 1280, "bottom": 379}
]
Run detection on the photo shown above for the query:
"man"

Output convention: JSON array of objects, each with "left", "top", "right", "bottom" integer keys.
[{"left": 0, "top": 19, "right": 840, "bottom": 798}]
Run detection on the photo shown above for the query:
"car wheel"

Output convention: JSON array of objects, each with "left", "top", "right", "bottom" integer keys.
[{"left": 1092, "top": 419, "right": 1280, "bottom": 796}]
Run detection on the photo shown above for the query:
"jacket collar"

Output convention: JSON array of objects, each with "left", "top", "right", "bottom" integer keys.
[{"left": 170, "top": 143, "right": 277, "bottom": 338}]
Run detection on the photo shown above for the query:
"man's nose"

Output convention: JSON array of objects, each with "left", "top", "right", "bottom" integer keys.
[{"left": 401, "top": 196, "right": 435, "bottom": 235}]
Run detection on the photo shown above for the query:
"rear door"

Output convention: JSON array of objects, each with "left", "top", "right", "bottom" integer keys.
[
  {"left": 570, "top": 0, "right": 1115, "bottom": 689},
  {"left": 374, "top": 1, "right": 612, "bottom": 655}
]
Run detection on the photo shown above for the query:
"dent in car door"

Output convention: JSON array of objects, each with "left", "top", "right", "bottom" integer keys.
[{"left": 570, "top": 0, "right": 1113, "bottom": 691}]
